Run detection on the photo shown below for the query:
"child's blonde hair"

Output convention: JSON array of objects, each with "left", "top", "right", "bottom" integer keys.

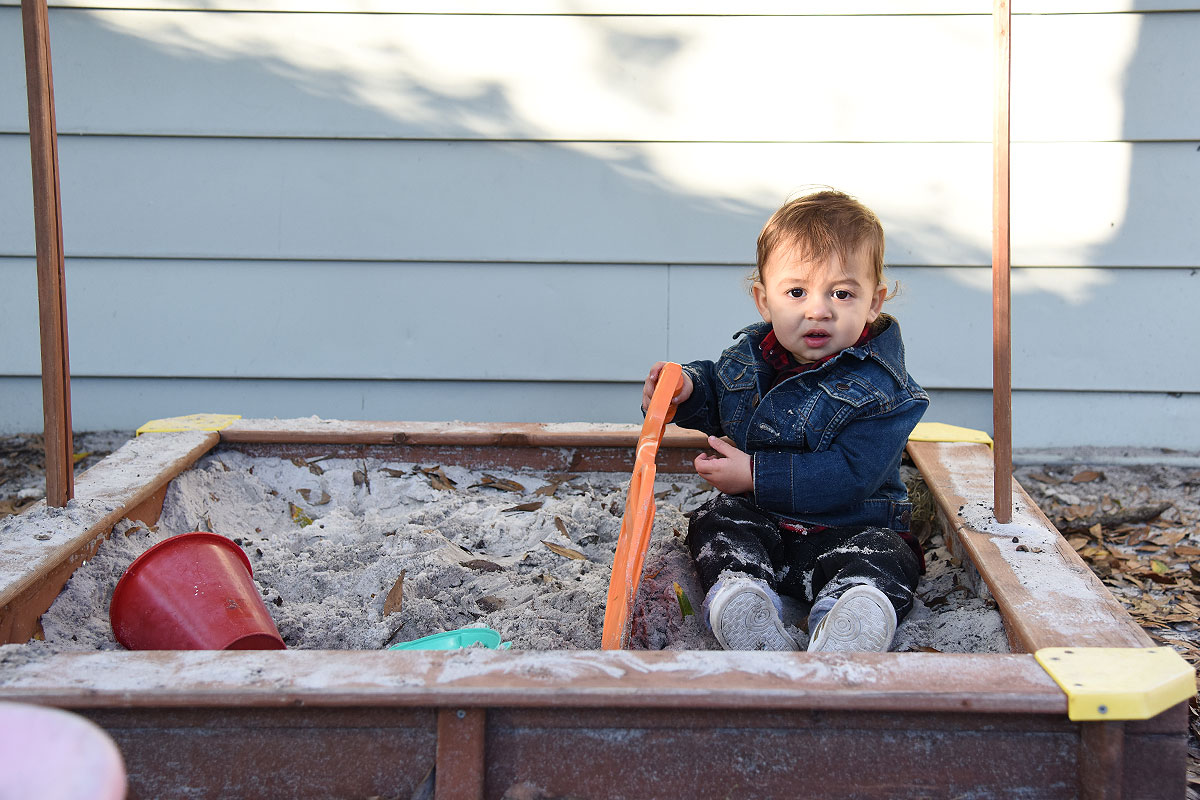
[{"left": 756, "top": 189, "right": 886, "bottom": 288}]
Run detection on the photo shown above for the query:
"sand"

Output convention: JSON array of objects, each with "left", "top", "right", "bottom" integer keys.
[{"left": 35, "top": 450, "right": 1008, "bottom": 654}]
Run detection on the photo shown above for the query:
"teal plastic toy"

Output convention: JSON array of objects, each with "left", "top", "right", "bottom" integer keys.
[{"left": 387, "top": 627, "right": 510, "bottom": 651}]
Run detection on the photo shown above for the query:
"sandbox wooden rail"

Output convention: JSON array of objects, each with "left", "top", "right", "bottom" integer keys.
[{"left": 0, "top": 422, "right": 1189, "bottom": 799}]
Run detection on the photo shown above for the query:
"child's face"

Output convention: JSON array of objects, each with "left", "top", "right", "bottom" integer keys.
[{"left": 752, "top": 243, "right": 886, "bottom": 364}]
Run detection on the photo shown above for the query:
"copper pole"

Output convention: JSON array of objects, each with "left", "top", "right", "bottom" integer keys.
[
  {"left": 22, "top": 0, "right": 74, "bottom": 507},
  {"left": 992, "top": 0, "right": 1013, "bottom": 523}
]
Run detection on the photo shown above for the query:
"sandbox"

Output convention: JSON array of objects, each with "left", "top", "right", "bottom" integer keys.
[{"left": 0, "top": 419, "right": 1189, "bottom": 799}]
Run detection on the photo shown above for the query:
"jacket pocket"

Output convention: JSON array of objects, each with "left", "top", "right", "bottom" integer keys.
[
  {"left": 717, "top": 355, "right": 756, "bottom": 392},
  {"left": 817, "top": 375, "right": 883, "bottom": 409},
  {"left": 805, "top": 376, "right": 884, "bottom": 449}
]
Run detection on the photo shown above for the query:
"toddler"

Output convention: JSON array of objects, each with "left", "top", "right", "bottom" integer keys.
[{"left": 641, "top": 189, "right": 927, "bottom": 652}]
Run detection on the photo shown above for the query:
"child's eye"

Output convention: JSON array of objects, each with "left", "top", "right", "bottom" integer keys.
[
  {"left": 787, "top": 288, "right": 806, "bottom": 298},
  {"left": 833, "top": 290, "right": 853, "bottom": 300}
]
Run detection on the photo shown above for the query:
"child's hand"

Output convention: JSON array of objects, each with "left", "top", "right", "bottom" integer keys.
[
  {"left": 641, "top": 361, "right": 693, "bottom": 413},
  {"left": 694, "top": 435, "right": 753, "bottom": 495}
]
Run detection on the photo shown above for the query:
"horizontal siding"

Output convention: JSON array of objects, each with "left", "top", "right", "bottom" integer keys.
[
  {"left": 2, "top": 258, "right": 1197, "bottom": 394},
  {"left": 3, "top": 137, "right": 1199, "bottom": 267},
  {"left": 2, "top": 377, "right": 1197, "bottom": 450},
  {"left": 2, "top": 9, "right": 1195, "bottom": 142},
  {"left": 670, "top": 265, "right": 1200, "bottom": 394},
  {"left": 1, "top": 2, "right": 1197, "bottom": 15},
  {"left": 0, "top": 259, "right": 671, "bottom": 382},
  {"left": 3, "top": 4, "right": 1197, "bottom": 448}
]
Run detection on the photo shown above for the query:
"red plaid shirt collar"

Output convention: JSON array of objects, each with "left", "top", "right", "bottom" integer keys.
[{"left": 760, "top": 325, "right": 872, "bottom": 387}]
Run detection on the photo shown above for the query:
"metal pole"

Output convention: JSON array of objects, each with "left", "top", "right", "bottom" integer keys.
[
  {"left": 22, "top": 0, "right": 74, "bottom": 507},
  {"left": 992, "top": 0, "right": 1013, "bottom": 523}
]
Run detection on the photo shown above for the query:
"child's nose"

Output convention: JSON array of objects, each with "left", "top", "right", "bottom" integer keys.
[{"left": 806, "top": 299, "right": 832, "bottom": 319}]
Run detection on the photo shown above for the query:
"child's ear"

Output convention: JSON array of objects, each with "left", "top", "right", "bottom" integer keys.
[
  {"left": 752, "top": 281, "right": 772, "bottom": 323},
  {"left": 866, "top": 282, "right": 887, "bottom": 323}
]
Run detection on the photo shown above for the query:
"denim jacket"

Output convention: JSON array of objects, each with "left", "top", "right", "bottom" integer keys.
[{"left": 672, "top": 315, "right": 928, "bottom": 532}]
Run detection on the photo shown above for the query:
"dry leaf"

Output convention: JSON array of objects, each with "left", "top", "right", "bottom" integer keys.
[
  {"left": 473, "top": 474, "right": 526, "bottom": 493},
  {"left": 419, "top": 466, "right": 458, "bottom": 491},
  {"left": 1027, "top": 472, "right": 1061, "bottom": 485},
  {"left": 673, "top": 581, "right": 694, "bottom": 618},
  {"left": 1071, "top": 469, "right": 1105, "bottom": 483},
  {"left": 462, "top": 559, "right": 504, "bottom": 572},
  {"left": 1088, "top": 523, "right": 1103, "bottom": 538},
  {"left": 476, "top": 596, "right": 504, "bottom": 613},
  {"left": 1173, "top": 544, "right": 1200, "bottom": 557},
  {"left": 554, "top": 517, "right": 569, "bottom": 537},
  {"left": 297, "top": 488, "right": 331, "bottom": 506},
  {"left": 288, "top": 503, "right": 313, "bottom": 528},
  {"left": 381, "top": 468, "right": 408, "bottom": 478},
  {"left": 502, "top": 501, "right": 544, "bottom": 513},
  {"left": 542, "top": 540, "right": 588, "bottom": 561},
  {"left": 534, "top": 480, "right": 561, "bottom": 498},
  {"left": 383, "top": 570, "right": 406, "bottom": 615},
  {"left": 290, "top": 457, "right": 327, "bottom": 476}
]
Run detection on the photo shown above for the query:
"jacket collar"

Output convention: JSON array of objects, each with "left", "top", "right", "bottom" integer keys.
[{"left": 733, "top": 315, "right": 909, "bottom": 383}]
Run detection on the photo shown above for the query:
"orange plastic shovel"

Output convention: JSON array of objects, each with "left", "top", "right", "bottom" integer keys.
[{"left": 601, "top": 361, "right": 683, "bottom": 650}]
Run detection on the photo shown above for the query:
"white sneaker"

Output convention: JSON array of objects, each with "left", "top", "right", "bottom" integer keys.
[
  {"left": 707, "top": 577, "right": 797, "bottom": 651},
  {"left": 807, "top": 585, "right": 897, "bottom": 653}
]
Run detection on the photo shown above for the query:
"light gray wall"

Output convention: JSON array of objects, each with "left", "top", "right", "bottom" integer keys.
[{"left": 2, "top": 2, "right": 1197, "bottom": 446}]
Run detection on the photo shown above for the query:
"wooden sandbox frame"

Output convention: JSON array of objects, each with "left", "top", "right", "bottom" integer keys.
[{"left": 0, "top": 420, "right": 1189, "bottom": 799}]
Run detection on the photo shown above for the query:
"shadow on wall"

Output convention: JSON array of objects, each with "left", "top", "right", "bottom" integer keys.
[{"left": 5, "top": 6, "right": 1191, "bottom": 445}]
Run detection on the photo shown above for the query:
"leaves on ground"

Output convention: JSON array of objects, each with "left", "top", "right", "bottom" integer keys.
[
  {"left": 290, "top": 457, "right": 326, "bottom": 476},
  {"left": 462, "top": 559, "right": 504, "bottom": 572},
  {"left": 502, "top": 501, "right": 544, "bottom": 513},
  {"left": 288, "top": 502, "right": 313, "bottom": 528},
  {"left": 383, "top": 569, "right": 405, "bottom": 616},
  {"left": 297, "top": 488, "right": 331, "bottom": 506},
  {"left": 1015, "top": 460, "right": 1200, "bottom": 785},
  {"left": 673, "top": 581, "right": 694, "bottom": 618},
  {"left": 471, "top": 474, "right": 525, "bottom": 493},
  {"left": 417, "top": 466, "right": 457, "bottom": 491},
  {"left": 541, "top": 540, "right": 587, "bottom": 561},
  {"left": 476, "top": 595, "right": 505, "bottom": 613}
]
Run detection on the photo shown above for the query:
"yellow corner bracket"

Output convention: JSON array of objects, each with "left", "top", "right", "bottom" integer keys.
[
  {"left": 136, "top": 413, "right": 242, "bottom": 436},
  {"left": 908, "top": 422, "right": 993, "bottom": 448},
  {"left": 1035, "top": 646, "right": 1197, "bottom": 721}
]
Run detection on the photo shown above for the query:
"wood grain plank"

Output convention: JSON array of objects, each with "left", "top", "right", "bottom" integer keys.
[
  {"left": 907, "top": 440, "right": 1153, "bottom": 652},
  {"left": 992, "top": 0, "right": 1013, "bottom": 522},
  {"left": 21, "top": 0, "right": 72, "bottom": 506},
  {"left": 0, "top": 431, "right": 217, "bottom": 642},
  {"left": 0, "top": 649, "right": 1067, "bottom": 716}
]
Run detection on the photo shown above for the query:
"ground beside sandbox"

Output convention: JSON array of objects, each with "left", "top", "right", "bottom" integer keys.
[{"left": 30, "top": 448, "right": 1007, "bottom": 654}]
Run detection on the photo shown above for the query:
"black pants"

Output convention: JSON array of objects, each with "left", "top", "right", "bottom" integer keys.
[{"left": 685, "top": 494, "right": 921, "bottom": 621}]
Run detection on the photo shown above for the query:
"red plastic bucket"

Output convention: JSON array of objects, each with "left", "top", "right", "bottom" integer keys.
[{"left": 109, "top": 532, "right": 286, "bottom": 650}]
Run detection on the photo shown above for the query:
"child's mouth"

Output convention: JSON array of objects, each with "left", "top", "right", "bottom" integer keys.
[{"left": 803, "top": 331, "right": 830, "bottom": 346}]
